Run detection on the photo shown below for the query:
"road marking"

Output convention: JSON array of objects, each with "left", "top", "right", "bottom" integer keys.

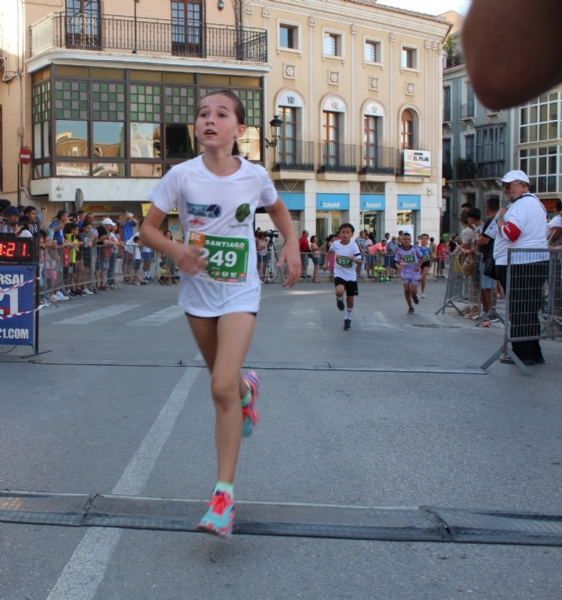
[
  {"left": 46, "top": 367, "right": 201, "bottom": 600},
  {"left": 127, "top": 305, "right": 183, "bottom": 326},
  {"left": 41, "top": 302, "right": 85, "bottom": 315},
  {"left": 284, "top": 308, "right": 321, "bottom": 329},
  {"left": 356, "top": 309, "right": 399, "bottom": 331},
  {"left": 53, "top": 304, "right": 140, "bottom": 325}
]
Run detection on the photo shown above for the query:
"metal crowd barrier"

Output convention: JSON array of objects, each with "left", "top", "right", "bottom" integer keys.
[
  {"left": 258, "top": 250, "right": 400, "bottom": 284},
  {"left": 435, "top": 252, "right": 502, "bottom": 324},
  {"left": 481, "top": 247, "right": 562, "bottom": 375},
  {"left": 40, "top": 243, "right": 124, "bottom": 302}
]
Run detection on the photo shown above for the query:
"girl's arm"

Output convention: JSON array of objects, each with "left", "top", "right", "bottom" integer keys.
[
  {"left": 140, "top": 206, "right": 207, "bottom": 275},
  {"left": 265, "top": 198, "right": 301, "bottom": 287}
]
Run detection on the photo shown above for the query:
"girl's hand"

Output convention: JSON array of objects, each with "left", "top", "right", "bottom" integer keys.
[
  {"left": 170, "top": 243, "right": 207, "bottom": 275},
  {"left": 277, "top": 240, "right": 301, "bottom": 287}
]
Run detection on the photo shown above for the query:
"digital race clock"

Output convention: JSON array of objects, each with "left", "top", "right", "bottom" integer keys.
[{"left": 0, "top": 237, "right": 36, "bottom": 263}]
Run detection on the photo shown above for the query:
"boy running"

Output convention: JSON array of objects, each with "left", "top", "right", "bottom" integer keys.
[
  {"left": 394, "top": 232, "right": 423, "bottom": 314},
  {"left": 327, "top": 223, "right": 362, "bottom": 330}
]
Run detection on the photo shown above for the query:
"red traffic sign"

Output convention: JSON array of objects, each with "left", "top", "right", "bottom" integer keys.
[{"left": 19, "top": 147, "right": 32, "bottom": 165}]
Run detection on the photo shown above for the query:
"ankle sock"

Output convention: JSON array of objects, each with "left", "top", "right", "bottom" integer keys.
[
  {"left": 241, "top": 384, "right": 252, "bottom": 407},
  {"left": 214, "top": 481, "right": 234, "bottom": 498},
  {"left": 346, "top": 308, "right": 353, "bottom": 320}
]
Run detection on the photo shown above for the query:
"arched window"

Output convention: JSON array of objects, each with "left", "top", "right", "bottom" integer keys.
[
  {"left": 401, "top": 109, "right": 414, "bottom": 150},
  {"left": 65, "top": 0, "right": 100, "bottom": 49}
]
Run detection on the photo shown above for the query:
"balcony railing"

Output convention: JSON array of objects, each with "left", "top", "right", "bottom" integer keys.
[
  {"left": 318, "top": 142, "right": 357, "bottom": 173},
  {"left": 443, "top": 107, "right": 452, "bottom": 122},
  {"left": 460, "top": 102, "right": 475, "bottom": 120},
  {"left": 272, "top": 141, "right": 315, "bottom": 172},
  {"left": 30, "top": 12, "right": 268, "bottom": 63},
  {"left": 359, "top": 145, "right": 396, "bottom": 175}
]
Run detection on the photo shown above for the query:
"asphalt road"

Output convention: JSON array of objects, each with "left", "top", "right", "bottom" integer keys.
[{"left": 1, "top": 280, "right": 561, "bottom": 599}]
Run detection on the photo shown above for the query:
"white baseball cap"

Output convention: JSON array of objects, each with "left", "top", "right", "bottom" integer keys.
[
  {"left": 102, "top": 218, "right": 116, "bottom": 226},
  {"left": 499, "top": 170, "right": 530, "bottom": 184}
]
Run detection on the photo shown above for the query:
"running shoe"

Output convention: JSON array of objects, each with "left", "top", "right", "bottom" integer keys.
[
  {"left": 83, "top": 289, "right": 94, "bottom": 295},
  {"left": 343, "top": 319, "right": 351, "bottom": 331},
  {"left": 54, "top": 291, "right": 69, "bottom": 301},
  {"left": 242, "top": 371, "right": 261, "bottom": 437},
  {"left": 408, "top": 307, "right": 415, "bottom": 314},
  {"left": 412, "top": 293, "right": 419, "bottom": 305},
  {"left": 421, "top": 294, "right": 426, "bottom": 298},
  {"left": 336, "top": 297, "right": 345, "bottom": 311},
  {"left": 196, "top": 490, "right": 236, "bottom": 539}
]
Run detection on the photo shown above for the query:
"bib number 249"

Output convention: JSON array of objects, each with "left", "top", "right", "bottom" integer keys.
[{"left": 188, "top": 231, "right": 249, "bottom": 285}]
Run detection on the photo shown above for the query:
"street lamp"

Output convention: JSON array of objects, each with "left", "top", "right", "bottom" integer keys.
[
  {"left": 218, "top": 0, "right": 225, "bottom": 9},
  {"left": 265, "top": 115, "right": 283, "bottom": 149}
]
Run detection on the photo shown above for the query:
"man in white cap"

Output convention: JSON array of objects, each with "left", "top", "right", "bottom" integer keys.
[{"left": 491, "top": 170, "right": 549, "bottom": 365}]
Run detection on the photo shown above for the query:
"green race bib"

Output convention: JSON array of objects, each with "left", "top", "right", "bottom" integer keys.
[
  {"left": 188, "top": 231, "right": 249, "bottom": 285},
  {"left": 336, "top": 254, "right": 353, "bottom": 268}
]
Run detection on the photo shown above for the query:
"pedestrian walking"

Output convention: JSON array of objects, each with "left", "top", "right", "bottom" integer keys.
[
  {"left": 140, "top": 89, "right": 301, "bottom": 538},
  {"left": 394, "top": 232, "right": 423, "bottom": 314},
  {"left": 327, "top": 223, "right": 362, "bottom": 330}
]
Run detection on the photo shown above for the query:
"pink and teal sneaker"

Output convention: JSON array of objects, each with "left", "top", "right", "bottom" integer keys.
[
  {"left": 196, "top": 490, "right": 236, "bottom": 539},
  {"left": 242, "top": 371, "right": 261, "bottom": 437}
]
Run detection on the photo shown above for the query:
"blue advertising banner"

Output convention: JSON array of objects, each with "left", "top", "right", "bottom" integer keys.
[
  {"left": 360, "top": 195, "right": 385, "bottom": 211},
  {"left": 279, "top": 193, "right": 305, "bottom": 211},
  {"left": 316, "top": 194, "right": 350, "bottom": 211},
  {"left": 397, "top": 195, "right": 422, "bottom": 210},
  {"left": 0, "top": 265, "right": 35, "bottom": 346}
]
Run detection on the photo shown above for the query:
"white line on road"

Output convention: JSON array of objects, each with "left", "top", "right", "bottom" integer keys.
[
  {"left": 127, "top": 305, "right": 183, "bottom": 326},
  {"left": 53, "top": 304, "right": 141, "bottom": 325},
  {"left": 46, "top": 366, "right": 201, "bottom": 600},
  {"left": 285, "top": 308, "right": 321, "bottom": 329}
]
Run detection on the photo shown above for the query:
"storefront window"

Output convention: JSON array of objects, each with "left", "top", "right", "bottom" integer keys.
[
  {"left": 43, "top": 121, "right": 51, "bottom": 158},
  {"left": 56, "top": 121, "right": 88, "bottom": 156},
  {"left": 92, "top": 163, "right": 126, "bottom": 177},
  {"left": 131, "top": 163, "right": 163, "bottom": 177},
  {"left": 165, "top": 123, "right": 194, "bottom": 158},
  {"left": 238, "top": 126, "right": 261, "bottom": 161},
  {"left": 56, "top": 162, "right": 90, "bottom": 176},
  {"left": 130, "top": 123, "right": 161, "bottom": 158},
  {"left": 93, "top": 122, "right": 125, "bottom": 158}
]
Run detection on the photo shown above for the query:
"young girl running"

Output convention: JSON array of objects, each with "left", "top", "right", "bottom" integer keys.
[{"left": 140, "top": 90, "right": 301, "bottom": 538}]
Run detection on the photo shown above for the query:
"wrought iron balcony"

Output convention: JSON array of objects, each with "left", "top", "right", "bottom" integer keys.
[
  {"left": 359, "top": 145, "right": 396, "bottom": 175},
  {"left": 443, "top": 106, "right": 452, "bottom": 122},
  {"left": 272, "top": 141, "right": 315, "bottom": 172},
  {"left": 318, "top": 142, "right": 357, "bottom": 173},
  {"left": 30, "top": 12, "right": 268, "bottom": 63},
  {"left": 460, "top": 102, "right": 475, "bottom": 120}
]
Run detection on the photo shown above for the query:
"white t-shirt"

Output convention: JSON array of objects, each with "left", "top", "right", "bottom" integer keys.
[
  {"left": 147, "top": 155, "right": 278, "bottom": 317},
  {"left": 125, "top": 237, "right": 142, "bottom": 260},
  {"left": 461, "top": 227, "right": 475, "bottom": 246},
  {"left": 19, "top": 230, "right": 33, "bottom": 238},
  {"left": 331, "top": 240, "right": 361, "bottom": 281},
  {"left": 493, "top": 193, "right": 548, "bottom": 265}
]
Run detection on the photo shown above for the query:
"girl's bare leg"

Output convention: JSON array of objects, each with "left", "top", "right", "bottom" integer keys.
[{"left": 188, "top": 312, "right": 256, "bottom": 484}]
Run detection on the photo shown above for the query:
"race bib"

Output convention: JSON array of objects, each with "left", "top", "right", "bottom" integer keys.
[
  {"left": 402, "top": 252, "right": 416, "bottom": 264},
  {"left": 188, "top": 231, "right": 249, "bottom": 285},
  {"left": 336, "top": 255, "right": 353, "bottom": 268}
]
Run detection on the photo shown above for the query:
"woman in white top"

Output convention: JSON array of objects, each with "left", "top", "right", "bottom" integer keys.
[{"left": 140, "top": 90, "right": 300, "bottom": 538}]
